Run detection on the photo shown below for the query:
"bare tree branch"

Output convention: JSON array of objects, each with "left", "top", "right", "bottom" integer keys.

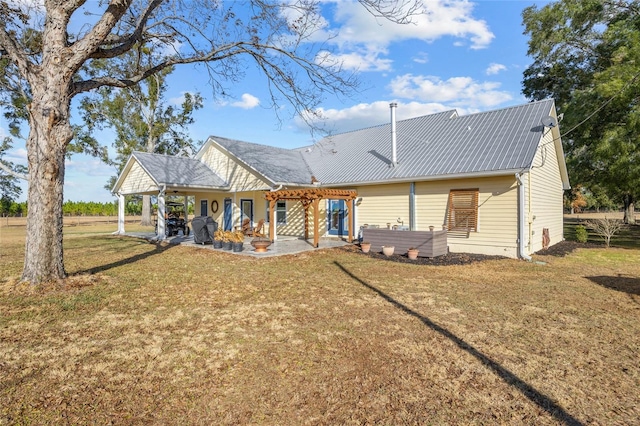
[{"left": 0, "top": 159, "right": 28, "bottom": 181}]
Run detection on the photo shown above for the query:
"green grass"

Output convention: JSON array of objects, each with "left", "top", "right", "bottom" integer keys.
[
  {"left": 1, "top": 223, "right": 639, "bottom": 424},
  {"left": 564, "top": 217, "right": 640, "bottom": 249}
]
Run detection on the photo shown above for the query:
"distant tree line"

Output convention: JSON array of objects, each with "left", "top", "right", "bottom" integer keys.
[{"left": 0, "top": 199, "right": 144, "bottom": 217}]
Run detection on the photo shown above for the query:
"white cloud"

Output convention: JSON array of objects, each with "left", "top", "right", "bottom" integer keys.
[
  {"left": 412, "top": 52, "right": 429, "bottom": 64},
  {"left": 389, "top": 74, "right": 512, "bottom": 108},
  {"left": 297, "top": 100, "right": 456, "bottom": 135},
  {"left": 317, "top": 49, "right": 393, "bottom": 72},
  {"left": 314, "top": 1, "right": 493, "bottom": 49},
  {"left": 303, "top": 1, "right": 494, "bottom": 74},
  {"left": 169, "top": 91, "right": 195, "bottom": 106},
  {"left": 231, "top": 93, "right": 260, "bottom": 110},
  {"left": 486, "top": 63, "right": 507, "bottom": 75}
]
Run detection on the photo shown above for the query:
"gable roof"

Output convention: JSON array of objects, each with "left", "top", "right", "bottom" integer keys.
[
  {"left": 198, "top": 136, "right": 314, "bottom": 185},
  {"left": 301, "top": 99, "right": 562, "bottom": 185},
  {"left": 112, "top": 151, "right": 228, "bottom": 193}
]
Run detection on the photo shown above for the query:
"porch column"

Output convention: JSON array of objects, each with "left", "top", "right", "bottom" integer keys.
[
  {"left": 183, "top": 195, "right": 189, "bottom": 232},
  {"left": 117, "top": 193, "right": 125, "bottom": 235},
  {"left": 302, "top": 200, "right": 311, "bottom": 241},
  {"left": 313, "top": 198, "right": 320, "bottom": 248},
  {"left": 269, "top": 199, "right": 276, "bottom": 242},
  {"left": 157, "top": 188, "right": 166, "bottom": 239},
  {"left": 347, "top": 198, "right": 354, "bottom": 242}
]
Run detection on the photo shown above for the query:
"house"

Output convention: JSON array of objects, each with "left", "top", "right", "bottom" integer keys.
[{"left": 112, "top": 98, "right": 570, "bottom": 259}]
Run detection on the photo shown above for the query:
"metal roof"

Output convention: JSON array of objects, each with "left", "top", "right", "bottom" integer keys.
[
  {"left": 133, "top": 151, "right": 228, "bottom": 188},
  {"left": 209, "top": 136, "right": 314, "bottom": 185},
  {"left": 300, "top": 99, "right": 558, "bottom": 185}
]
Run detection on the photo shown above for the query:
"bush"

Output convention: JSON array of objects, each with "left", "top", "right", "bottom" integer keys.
[{"left": 575, "top": 225, "right": 588, "bottom": 243}]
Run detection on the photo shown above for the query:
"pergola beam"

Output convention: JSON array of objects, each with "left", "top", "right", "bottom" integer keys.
[{"left": 264, "top": 188, "right": 357, "bottom": 246}]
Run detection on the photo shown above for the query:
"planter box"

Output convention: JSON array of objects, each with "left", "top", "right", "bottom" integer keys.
[{"left": 362, "top": 228, "right": 448, "bottom": 258}]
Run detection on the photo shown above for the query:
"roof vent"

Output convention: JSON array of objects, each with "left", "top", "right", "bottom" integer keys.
[{"left": 390, "top": 102, "right": 398, "bottom": 167}]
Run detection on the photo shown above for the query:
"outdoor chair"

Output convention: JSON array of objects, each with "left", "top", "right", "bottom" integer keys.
[
  {"left": 238, "top": 218, "right": 251, "bottom": 235},
  {"left": 252, "top": 219, "right": 266, "bottom": 237}
]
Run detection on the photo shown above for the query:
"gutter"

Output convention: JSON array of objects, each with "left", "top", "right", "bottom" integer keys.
[{"left": 515, "top": 173, "right": 532, "bottom": 261}]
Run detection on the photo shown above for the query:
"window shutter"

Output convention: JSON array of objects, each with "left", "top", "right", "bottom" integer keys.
[{"left": 447, "top": 189, "right": 479, "bottom": 232}]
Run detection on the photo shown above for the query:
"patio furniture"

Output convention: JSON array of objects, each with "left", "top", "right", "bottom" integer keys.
[{"left": 252, "top": 219, "right": 266, "bottom": 237}]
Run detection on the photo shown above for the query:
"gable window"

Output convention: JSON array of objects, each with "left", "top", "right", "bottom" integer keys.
[{"left": 446, "top": 189, "right": 479, "bottom": 232}]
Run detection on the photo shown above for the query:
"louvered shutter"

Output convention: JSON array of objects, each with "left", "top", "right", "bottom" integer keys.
[{"left": 447, "top": 189, "right": 479, "bottom": 232}]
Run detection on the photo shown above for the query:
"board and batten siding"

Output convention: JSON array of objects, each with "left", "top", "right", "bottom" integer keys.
[
  {"left": 415, "top": 176, "right": 519, "bottom": 258},
  {"left": 118, "top": 161, "right": 157, "bottom": 194},
  {"left": 526, "top": 130, "right": 565, "bottom": 254},
  {"left": 199, "top": 144, "right": 271, "bottom": 192}
]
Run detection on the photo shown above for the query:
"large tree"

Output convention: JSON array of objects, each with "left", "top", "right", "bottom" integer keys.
[
  {"left": 79, "top": 57, "right": 203, "bottom": 226},
  {"left": 522, "top": 0, "right": 640, "bottom": 223},
  {"left": 0, "top": 0, "right": 417, "bottom": 284}
]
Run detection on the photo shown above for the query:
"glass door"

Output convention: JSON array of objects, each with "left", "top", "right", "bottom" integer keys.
[{"left": 327, "top": 199, "right": 346, "bottom": 236}]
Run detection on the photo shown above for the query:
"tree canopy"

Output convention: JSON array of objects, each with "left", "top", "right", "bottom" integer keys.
[
  {"left": 0, "top": 0, "right": 419, "bottom": 284},
  {"left": 522, "top": 0, "right": 640, "bottom": 221}
]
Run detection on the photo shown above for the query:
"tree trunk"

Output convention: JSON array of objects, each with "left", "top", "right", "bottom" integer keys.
[
  {"left": 623, "top": 194, "right": 635, "bottom": 225},
  {"left": 140, "top": 194, "right": 153, "bottom": 226},
  {"left": 21, "top": 98, "right": 73, "bottom": 283}
]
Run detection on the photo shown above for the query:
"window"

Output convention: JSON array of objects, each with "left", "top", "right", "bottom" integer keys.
[
  {"left": 447, "top": 189, "right": 479, "bottom": 232},
  {"left": 276, "top": 201, "right": 287, "bottom": 224},
  {"left": 267, "top": 201, "right": 287, "bottom": 225}
]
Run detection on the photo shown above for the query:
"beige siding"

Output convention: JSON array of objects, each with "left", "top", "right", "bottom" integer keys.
[
  {"left": 355, "top": 183, "right": 411, "bottom": 230},
  {"left": 527, "top": 132, "right": 565, "bottom": 253},
  {"left": 199, "top": 144, "right": 271, "bottom": 192},
  {"left": 354, "top": 178, "right": 519, "bottom": 258},
  {"left": 415, "top": 176, "right": 519, "bottom": 257},
  {"left": 119, "top": 161, "right": 157, "bottom": 194},
  {"left": 193, "top": 190, "right": 268, "bottom": 233},
  {"left": 274, "top": 200, "right": 326, "bottom": 238}
]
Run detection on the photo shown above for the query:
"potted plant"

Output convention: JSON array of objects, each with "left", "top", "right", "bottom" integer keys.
[
  {"left": 222, "top": 231, "right": 233, "bottom": 250},
  {"left": 382, "top": 245, "right": 394, "bottom": 256},
  {"left": 232, "top": 231, "right": 244, "bottom": 252},
  {"left": 360, "top": 241, "right": 371, "bottom": 253},
  {"left": 213, "top": 229, "right": 224, "bottom": 249},
  {"left": 407, "top": 247, "right": 419, "bottom": 260}
]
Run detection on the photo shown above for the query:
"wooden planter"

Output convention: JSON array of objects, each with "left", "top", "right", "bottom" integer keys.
[{"left": 362, "top": 228, "right": 448, "bottom": 258}]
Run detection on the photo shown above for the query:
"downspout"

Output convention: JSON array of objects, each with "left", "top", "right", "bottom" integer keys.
[
  {"left": 409, "top": 182, "right": 416, "bottom": 231},
  {"left": 515, "top": 173, "right": 532, "bottom": 261}
]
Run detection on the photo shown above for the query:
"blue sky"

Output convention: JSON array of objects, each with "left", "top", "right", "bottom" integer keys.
[{"left": 2, "top": 0, "right": 549, "bottom": 203}]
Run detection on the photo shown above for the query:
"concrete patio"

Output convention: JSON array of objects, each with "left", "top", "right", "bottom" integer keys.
[{"left": 121, "top": 232, "right": 352, "bottom": 257}]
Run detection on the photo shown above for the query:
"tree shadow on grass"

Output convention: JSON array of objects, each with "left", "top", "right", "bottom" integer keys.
[
  {"left": 334, "top": 261, "right": 584, "bottom": 426},
  {"left": 586, "top": 275, "right": 640, "bottom": 296},
  {"left": 74, "top": 239, "right": 177, "bottom": 275}
]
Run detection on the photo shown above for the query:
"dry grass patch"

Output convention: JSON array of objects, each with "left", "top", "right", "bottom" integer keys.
[{"left": 1, "top": 227, "right": 639, "bottom": 424}]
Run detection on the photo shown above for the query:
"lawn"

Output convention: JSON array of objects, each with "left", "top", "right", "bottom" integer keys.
[{"left": 1, "top": 223, "right": 639, "bottom": 424}]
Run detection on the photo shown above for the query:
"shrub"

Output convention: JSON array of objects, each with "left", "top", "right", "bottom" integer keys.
[
  {"left": 575, "top": 225, "right": 588, "bottom": 243},
  {"left": 585, "top": 217, "right": 624, "bottom": 248}
]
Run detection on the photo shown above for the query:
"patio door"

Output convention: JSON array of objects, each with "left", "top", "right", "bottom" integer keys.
[
  {"left": 328, "top": 199, "right": 347, "bottom": 236},
  {"left": 200, "top": 200, "right": 207, "bottom": 217},
  {"left": 223, "top": 198, "right": 232, "bottom": 231},
  {"left": 240, "top": 199, "right": 253, "bottom": 227}
]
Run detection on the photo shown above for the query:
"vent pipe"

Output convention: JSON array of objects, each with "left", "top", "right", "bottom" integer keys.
[{"left": 390, "top": 102, "right": 398, "bottom": 167}]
